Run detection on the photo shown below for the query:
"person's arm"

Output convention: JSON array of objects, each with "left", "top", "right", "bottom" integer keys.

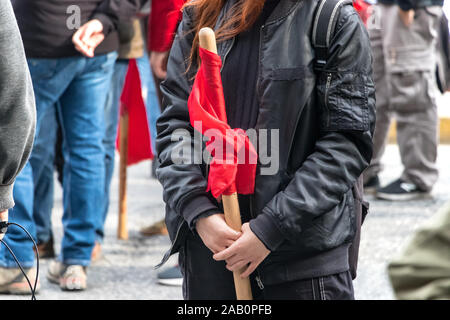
[
  {"left": 149, "top": 0, "right": 186, "bottom": 52},
  {"left": 148, "top": 0, "right": 186, "bottom": 79},
  {"left": 156, "top": 9, "right": 242, "bottom": 253},
  {"left": 73, "top": 0, "right": 143, "bottom": 57},
  {"left": 156, "top": 8, "right": 218, "bottom": 229},
  {"left": 249, "top": 5, "right": 376, "bottom": 252},
  {"left": 92, "top": 0, "right": 144, "bottom": 36},
  {"left": 0, "top": 2, "right": 36, "bottom": 216}
]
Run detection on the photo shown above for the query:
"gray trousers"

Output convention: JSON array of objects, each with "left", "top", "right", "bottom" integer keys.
[{"left": 364, "top": 4, "right": 441, "bottom": 191}]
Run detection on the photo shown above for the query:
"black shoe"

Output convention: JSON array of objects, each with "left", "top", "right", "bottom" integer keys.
[
  {"left": 376, "top": 179, "right": 429, "bottom": 201},
  {"left": 157, "top": 266, "right": 183, "bottom": 287},
  {"left": 34, "top": 238, "right": 55, "bottom": 259},
  {"left": 364, "top": 175, "right": 380, "bottom": 195}
]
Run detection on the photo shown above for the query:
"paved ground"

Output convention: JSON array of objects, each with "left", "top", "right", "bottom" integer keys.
[{"left": 1, "top": 145, "right": 449, "bottom": 300}]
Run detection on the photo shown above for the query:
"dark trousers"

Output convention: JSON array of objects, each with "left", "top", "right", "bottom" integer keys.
[{"left": 179, "top": 233, "right": 355, "bottom": 300}]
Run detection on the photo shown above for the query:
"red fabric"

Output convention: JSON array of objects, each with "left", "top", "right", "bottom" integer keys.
[
  {"left": 188, "top": 48, "right": 257, "bottom": 198},
  {"left": 353, "top": 0, "right": 372, "bottom": 26},
  {"left": 148, "top": 0, "right": 186, "bottom": 52},
  {"left": 116, "top": 59, "right": 154, "bottom": 166}
]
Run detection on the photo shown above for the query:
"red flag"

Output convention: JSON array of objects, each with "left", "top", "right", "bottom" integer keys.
[
  {"left": 116, "top": 59, "right": 154, "bottom": 165},
  {"left": 353, "top": 0, "right": 372, "bottom": 26},
  {"left": 188, "top": 48, "right": 257, "bottom": 198}
]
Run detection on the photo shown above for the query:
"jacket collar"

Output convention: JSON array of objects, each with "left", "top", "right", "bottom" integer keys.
[{"left": 214, "top": 0, "right": 303, "bottom": 61}]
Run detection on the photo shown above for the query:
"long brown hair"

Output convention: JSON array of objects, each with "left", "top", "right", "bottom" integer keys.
[{"left": 184, "top": 0, "right": 266, "bottom": 71}]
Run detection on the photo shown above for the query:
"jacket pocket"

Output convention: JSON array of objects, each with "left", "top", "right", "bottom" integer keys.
[{"left": 317, "top": 72, "right": 370, "bottom": 132}]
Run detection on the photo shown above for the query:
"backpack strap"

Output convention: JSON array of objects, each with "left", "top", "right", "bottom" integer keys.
[{"left": 312, "top": 0, "right": 353, "bottom": 70}]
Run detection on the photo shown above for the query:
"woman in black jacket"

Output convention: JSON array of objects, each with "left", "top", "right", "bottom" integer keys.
[{"left": 156, "top": 0, "right": 375, "bottom": 300}]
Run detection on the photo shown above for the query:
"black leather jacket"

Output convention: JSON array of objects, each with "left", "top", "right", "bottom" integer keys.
[{"left": 156, "top": 0, "right": 375, "bottom": 284}]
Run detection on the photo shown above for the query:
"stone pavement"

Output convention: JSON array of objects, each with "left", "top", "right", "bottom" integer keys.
[{"left": 1, "top": 145, "right": 449, "bottom": 300}]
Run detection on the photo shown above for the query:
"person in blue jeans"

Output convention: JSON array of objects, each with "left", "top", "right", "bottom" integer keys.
[
  {"left": 24, "top": 19, "right": 161, "bottom": 263},
  {"left": 99, "top": 19, "right": 161, "bottom": 248},
  {"left": 1, "top": 0, "right": 143, "bottom": 293}
]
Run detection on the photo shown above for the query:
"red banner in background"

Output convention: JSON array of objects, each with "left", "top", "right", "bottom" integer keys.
[{"left": 116, "top": 59, "right": 154, "bottom": 166}]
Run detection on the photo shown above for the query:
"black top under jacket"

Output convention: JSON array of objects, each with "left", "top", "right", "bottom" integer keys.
[{"left": 12, "top": 0, "right": 143, "bottom": 58}]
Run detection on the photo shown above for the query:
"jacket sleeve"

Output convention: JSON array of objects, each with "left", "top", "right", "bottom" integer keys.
[
  {"left": 0, "top": 1, "right": 36, "bottom": 211},
  {"left": 156, "top": 9, "right": 220, "bottom": 229},
  {"left": 148, "top": 0, "right": 186, "bottom": 52},
  {"left": 250, "top": 6, "right": 376, "bottom": 251},
  {"left": 93, "top": 0, "right": 144, "bottom": 35}
]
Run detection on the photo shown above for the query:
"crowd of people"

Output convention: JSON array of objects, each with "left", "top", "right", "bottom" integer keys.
[{"left": 0, "top": 0, "right": 448, "bottom": 299}]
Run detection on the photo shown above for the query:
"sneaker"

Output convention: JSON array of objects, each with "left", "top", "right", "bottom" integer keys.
[
  {"left": 0, "top": 267, "right": 40, "bottom": 295},
  {"left": 34, "top": 238, "right": 55, "bottom": 259},
  {"left": 157, "top": 265, "right": 183, "bottom": 286},
  {"left": 47, "top": 260, "right": 87, "bottom": 291},
  {"left": 140, "top": 219, "right": 168, "bottom": 237},
  {"left": 364, "top": 175, "right": 380, "bottom": 195},
  {"left": 376, "top": 179, "right": 429, "bottom": 201}
]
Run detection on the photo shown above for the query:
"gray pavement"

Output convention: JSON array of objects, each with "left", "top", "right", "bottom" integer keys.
[{"left": 1, "top": 145, "right": 450, "bottom": 300}]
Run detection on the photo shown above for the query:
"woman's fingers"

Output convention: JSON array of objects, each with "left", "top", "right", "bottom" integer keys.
[
  {"left": 226, "top": 259, "right": 248, "bottom": 272},
  {"left": 241, "top": 261, "right": 258, "bottom": 278},
  {"left": 213, "top": 242, "right": 237, "bottom": 261}
]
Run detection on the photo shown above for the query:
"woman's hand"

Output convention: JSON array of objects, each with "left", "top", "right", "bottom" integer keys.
[
  {"left": 213, "top": 223, "right": 270, "bottom": 278},
  {"left": 196, "top": 214, "right": 242, "bottom": 254},
  {"left": 72, "top": 19, "right": 105, "bottom": 58}
]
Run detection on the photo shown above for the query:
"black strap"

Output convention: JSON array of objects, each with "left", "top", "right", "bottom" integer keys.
[{"left": 312, "top": 0, "right": 353, "bottom": 70}]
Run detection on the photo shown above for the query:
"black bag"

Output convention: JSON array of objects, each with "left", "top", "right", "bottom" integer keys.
[{"left": 312, "top": 0, "right": 369, "bottom": 280}]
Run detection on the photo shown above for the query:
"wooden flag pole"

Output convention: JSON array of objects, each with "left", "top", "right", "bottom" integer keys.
[
  {"left": 199, "top": 27, "right": 253, "bottom": 301},
  {"left": 118, "top": 111, "right": 129, "bottom": 240}
]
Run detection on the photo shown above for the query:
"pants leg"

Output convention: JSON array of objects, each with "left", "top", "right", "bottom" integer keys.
[
  {"left": 30, "top": 102, "right": 60, "bottom": 244},
  {"left": 137, "top": 52, "right": 161, "bottom": 154},
  {"left": 58, "top": 52, "right": 117, "bottom": 266},
  {"left": 0, "top": 58, "right": 75, "bottom": 267},
  {"left": 383, "top": 5, "right": 441, "bottom": 190},
  {"left": 259, "top": 271, "right": 354, "bottom": 300},
  {"left": 98, "top": 59, "right": 127, "bottom": 242},
  {"left": 0, "top": 164, "right": 36, "bottom": 268},
  {"left": 396, "top": 75, "right": 439, "bottom": 190},
  {"left": 180, "top": 232, "right": 237, "bottom": 300},
  {"left": 363, "top": 7, "right": 392, "bottom": 183}
]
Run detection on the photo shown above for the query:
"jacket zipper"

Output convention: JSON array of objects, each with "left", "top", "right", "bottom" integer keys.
[
  {"left": 324, "top": 73, "right": 332, "bottom": 127},
  {"left": 155, "top": 221, "right": 185, "bottom": 269},
  {"left": 255, "top": 276, "right": 265, "bottom": 290}
]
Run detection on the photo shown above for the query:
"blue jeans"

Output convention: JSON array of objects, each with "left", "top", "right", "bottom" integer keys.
[
  {"left": 0, "top": 53, "right": 117, "bottom": 268},
  {"left": 137, "top": 52, "right": 161, "bottom": 153},
  {"left": 98, "top": 53, "right": 160, "bottom": 242},
  {"left": 30, "top": 102, "right": 59, "bottom": 245}
]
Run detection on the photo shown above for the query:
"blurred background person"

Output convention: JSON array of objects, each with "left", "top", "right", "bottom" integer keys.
[
  {"left": 98, "top": 4, "right": 161, "bottom": 260},
  {"left": 3, "top": 0, "right": 142, "bottom": 292},
  {"left": 0, "top": 0, "right": 36, "bottom": 295},
  {"left": 363, "top": 0, "right": 444, "bottom": 200},
  {"left": 388, "top": 201, "right": 450, "bottom": 299}
]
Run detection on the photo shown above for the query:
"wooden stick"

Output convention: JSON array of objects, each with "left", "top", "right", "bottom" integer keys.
[
  {"left": 222, "top": 193, "right": 253, "bottom": 300},
  {"left": 199, "top": 27, "right": 253, "bottom": 300},
  {"left": 118, "top": 111, "right": 129, "bottom": 240}
]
